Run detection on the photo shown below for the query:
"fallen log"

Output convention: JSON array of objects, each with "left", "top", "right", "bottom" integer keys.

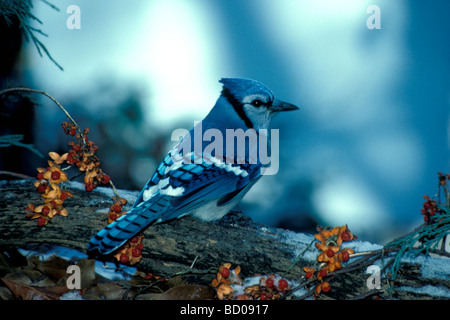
[{"left": 1, "top": 179, "right": 449, "bottom": 299}]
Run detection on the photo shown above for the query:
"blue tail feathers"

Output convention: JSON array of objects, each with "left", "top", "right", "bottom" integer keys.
[{"left": 87, "top": 196, "right": 171, "bottom": 255}]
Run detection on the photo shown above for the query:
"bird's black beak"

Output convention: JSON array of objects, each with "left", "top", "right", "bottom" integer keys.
[{"left": 270, "top": 98, "right": 299, "bottom": 113}]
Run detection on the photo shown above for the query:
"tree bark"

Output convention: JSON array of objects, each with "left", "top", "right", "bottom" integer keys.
[
  {"left": 1, "top": 179, "right": 448, "bottom": 299},
  {"left": 0, "top": 179, "right": 305, "bottom": 278}
]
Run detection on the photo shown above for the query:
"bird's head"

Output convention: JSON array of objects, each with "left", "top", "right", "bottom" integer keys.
[{"left": 219, "top": 78, "right": 298, "bottom": 130}]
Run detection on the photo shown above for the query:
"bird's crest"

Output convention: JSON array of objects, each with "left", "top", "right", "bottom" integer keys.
[{"left": 219, "top": 78, "right": 274, "bottom": 101}]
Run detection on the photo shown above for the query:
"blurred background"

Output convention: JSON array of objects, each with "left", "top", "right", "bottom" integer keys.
[{"left": 0, "top": 0, "right": 448, "bottom": 244}]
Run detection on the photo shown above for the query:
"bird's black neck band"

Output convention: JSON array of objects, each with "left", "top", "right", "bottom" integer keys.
[{"left": 221, "top": 88, "right": 254, "bottom": 129}]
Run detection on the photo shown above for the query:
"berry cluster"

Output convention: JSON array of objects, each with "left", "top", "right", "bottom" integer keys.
[
  {"left": 19, "top": 95, "right": 145, "bottom": 264},
  {"left": 25, "top": 152, "right": 74, "bottom": 226},
  {"left": 421, "top": 172, "right": 449, "bottom": 223},
  {"left": 26, "top": 121, "right": 112, "bottom": 227},
  {"left": 421, "top": 196, "right": 439, "bottom": 223},
  {"left": 103, "top": 197, "right": 145, "bottom": 265},
  {"left": 305, "top": 225, "right": 356, "bottom": 297},
  {"left": 438, "top": 171, "right": 449, "bottom": 187},
  {"left": 113, "top": 234, "right": 145, "bottom": 265},
  {"left": 107, "top": 197, "right": 127, "bottom": 224},
  {"left": 237, "top": 274, "right": 290, "bottom": 300},
  {"left": 210, "top": 263, "right": 290, "bottom": 300},
  {"left": 211, "top": 263, "right": 242, "bottom": 300},
  {"left": 62, "top": 122, "right": 110, "bottom": 192}
]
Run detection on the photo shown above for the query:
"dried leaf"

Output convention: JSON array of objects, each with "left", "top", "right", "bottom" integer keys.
[
  {"left": 158, "top": 284, "right": 215, "bottom": 300},
  {"left": 86, "top": 282, "right": 128, "bottom": 300},
  {"left": 77, "top": 259, "right": 96, "bottom": 289},
  {"left": 331, "top": 226, "right": 340, "bottom": 235},
  {"left": 48, "top": 152, "right": 60, "bottom": 161},
  {"left": 314, "top": 234, "right": 324, "bottom": 242},
  {"left": 217, "top": 283, "right": 233, "bottom": 300},
  {"left": 321, "top": 230, "right": 331, "bottom": 238},
  {"left": 210, "top": 278, "right": 219, "bottom": 287},
  {"left": 1, "top": 278, "right": 68, "bottom": 300},
  {"left": 233, "top": 265, "right": 241, "bottom": 275},
  {"left": 32, "top": 255, "right": 70, "bottom": 282}
]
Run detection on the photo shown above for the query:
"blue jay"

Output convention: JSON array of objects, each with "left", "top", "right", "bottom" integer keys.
[{"left": 88, "top": 78, "right": 298, "bottom": 255}]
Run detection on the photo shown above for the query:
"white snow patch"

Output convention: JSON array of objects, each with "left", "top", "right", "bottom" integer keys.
[
  {"left": 67, "top": 181, "right": 139, "bottom": 206},
  {"left": 397, "top": 285, "right": 450, "bottom": 298},
  {"left": 401, "top": 254, "right": 450, "bottom": 280},
  {"left": 60, "top": 291, "right": 84, "bottom": 300}
]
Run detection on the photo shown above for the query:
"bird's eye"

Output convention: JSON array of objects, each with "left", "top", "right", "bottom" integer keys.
[{"left": 251, "top": 99, "right": 264, "bottom": 107}]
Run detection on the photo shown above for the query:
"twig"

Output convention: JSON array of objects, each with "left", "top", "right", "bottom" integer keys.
[
  {"left": 284, "top": 247, "right": 399, "bottom": 300},
  {"left": 347, "top": 289, "right": 384, "bottom": 300},
  {"left": 109, "top": 180, "right": 120, "bottom": 201},
  {"left": 1, "top": 87, "right": 124, "bottom": 226},
  {"left": 283, "top": 238, "right": 315, "bottom": 277},
  {"left": 0, "top": 87, "right": 88, "bottom": 151},
  {"left": 128, "top": 255, "right": 216, "bottom": 300},
  {"left": 289, "top": 288, "right": 314, "bottom": 300},
  {"left": 0, "top": 171, "right": 33, "bottom": 179},
  {"left": 0, "top": 88, "right": 78, "bottom": 127},
  {"left": 0, "top": 134, "right": 43, "bottom": 158}
]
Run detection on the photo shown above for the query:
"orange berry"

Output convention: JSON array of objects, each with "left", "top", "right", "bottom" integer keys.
[
  {"left": 278, "top": 279, "right": 288, "bottom": 291},
  {"left": 221, "top": 267, "right": 230, "bottom": 278},
  {"left": 37, "top": 184, "right": 47, "bottom": 193},
  {"left": 326, "top": 248, "right": 335, "bottom": 258},
  {"left": 321, "top": 282, "right": 331, "bottom": 293},
  {"left": 112, "top": 204, "right": 122, "bottom": 213},
  {"left": 85, "top": 182, "right": 95, "bottom": 192},
  {"left": 120, "top": 254, "right": 129, "bottom": 263},
  {"left": 318, "top": 269, "right": 327, "bottom": 279},
  {"left": 37, "top": 217, "right": 46, "bottom": 227},
  {"left": 51, "top": 171, "right": 60, "bottom": 180},
  {"left": 341, "top": 231, "right": 352, "bottom": 241},
  {"left": 101, "top": 174, "right": 111, "bottom": 184},
  {"left": 132, "top": 247, "right": 142, "bottom": 258},
  {"left": 41, "top": 206, "right": 50, "bottom": 216},
  {"left": 342, "top": 251, "right": 350, "bottom": 261}
]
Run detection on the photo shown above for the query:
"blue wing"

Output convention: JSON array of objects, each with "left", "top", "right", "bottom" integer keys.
[{"left": 87, "top": 148, "right": 261, "bottom": 255}]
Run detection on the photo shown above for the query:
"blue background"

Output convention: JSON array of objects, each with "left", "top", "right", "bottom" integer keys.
[{"left": 5, "top": 0, "right": 449, "bottom": 243}]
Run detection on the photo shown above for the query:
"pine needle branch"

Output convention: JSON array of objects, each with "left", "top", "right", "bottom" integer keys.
[
  {"left": 0, "top": 0, "right": 63, "bottom": 70},
  {"left": 0, "top": 134, "right": 43, "bottom": 158}
]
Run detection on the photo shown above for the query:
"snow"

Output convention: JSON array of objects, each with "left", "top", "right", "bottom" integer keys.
[
  {"left": 18, "top": 245, "right": 88, "bottom": 261},
  {"left": 94, "top": 261, "right": 136, "bottom": 281},
  {"left": 18, "top": 245, "right": 136, "bottom": 282},
  {"left": 60, "top": 291, "right": 84, "bottom": 300},
  {"left": 270, "top": 227, "right": 385, "bottom": 263},
  {"left": 67, "top": 181, "right": 139, "bottom": 209},
  {"left": 397, "top": 285, "right": 450, "bottom": 298},
  {"left": 403, "top": 254, "right": 450, "bottom": 280},
  {"left": 262, "top": 225, "right": 449, "bottom": 299},
  {"left": 342, "top": 240, "right": 383, "bottom": 252},
  {"left": 266, "top": 228, "right": 317, "bottom": 262}
]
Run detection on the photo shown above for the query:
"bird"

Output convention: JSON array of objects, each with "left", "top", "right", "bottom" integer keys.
[{"left": 87, "top": 78, "right": 298, "bottom": 256}]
